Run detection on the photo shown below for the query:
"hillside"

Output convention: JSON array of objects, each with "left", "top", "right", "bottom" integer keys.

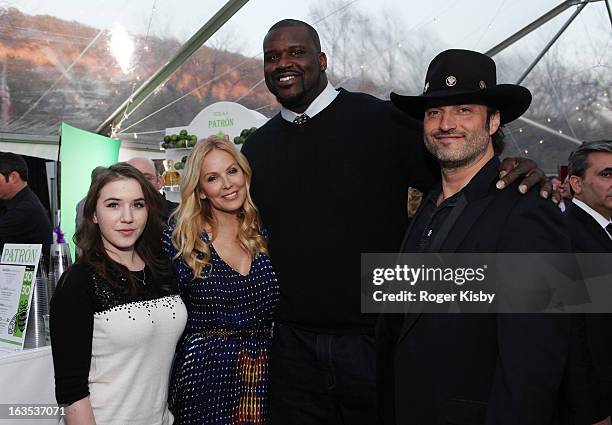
[{"left": 0, "top": 7, "right": 277, "bottom": 136}]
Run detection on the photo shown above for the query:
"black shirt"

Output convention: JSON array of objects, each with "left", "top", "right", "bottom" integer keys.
[
  {"left": 410, "top": 186, "right": 462, "bottom": 252},
  {"left": 241, "top": 88, "right": 438, "bottom": 334},
  {"left": 0, "top": 186, "right": 52, "bottom": 261},
  {"left": 50, "top": 262, "right": 181, "bottom": 404}
]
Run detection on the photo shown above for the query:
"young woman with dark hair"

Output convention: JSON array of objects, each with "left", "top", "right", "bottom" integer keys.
[{"left": 50, "top": 163, "right": 187, "bottom": 425}]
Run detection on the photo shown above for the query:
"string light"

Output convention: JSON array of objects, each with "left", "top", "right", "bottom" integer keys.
[
  {"left": 524, "top": 149, "right": 529, "bottom": 154},
  {"left": 539, "top": 140, "right": 544, "bottom": 144},
  {"left": 546, "top": 118, "right": 552, "bottom": 122},
  {"left": 519, "top": 128, "right": 523, "bottom": 133},
  {"left": 559, "top": 130, "right": 563, "bottom": 134},
  {"left": 578, "top": 117, "right": 583, "bottom": 122},
  {"left": 575, "top": 106, "right": 580, "bottom": 110}
]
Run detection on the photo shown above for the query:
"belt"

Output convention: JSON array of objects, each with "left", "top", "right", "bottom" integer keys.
[{"left": 198, "top": 328, "right": 273, "bottom": 337}]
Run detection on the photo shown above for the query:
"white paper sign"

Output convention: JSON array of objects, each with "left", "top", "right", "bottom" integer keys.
[
  {"left": 0, "top": 265, "right": 28, "bottom": 352},
  {"left": 0, "top": 244, "right": 42, "bottom": 352}
]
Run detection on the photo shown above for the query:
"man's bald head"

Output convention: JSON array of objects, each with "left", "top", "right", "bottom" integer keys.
[{"left": 126, "top": 157, "right": 163, "bottom": 191}]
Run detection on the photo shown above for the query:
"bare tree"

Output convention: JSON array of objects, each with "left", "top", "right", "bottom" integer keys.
[{"left": 307, "top": 0, "right": 443, "bottom": 98}]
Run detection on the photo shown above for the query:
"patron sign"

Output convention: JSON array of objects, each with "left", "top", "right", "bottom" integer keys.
[
  {"left": 0, "top": 244, "right": 42, "bottom": 352},
  {"left": 165, "top": 101, "right": 268, "bottom": 147}
]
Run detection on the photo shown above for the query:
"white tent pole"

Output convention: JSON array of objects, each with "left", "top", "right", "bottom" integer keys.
[
  {"left": 605, "top": 0, "right": 612, "bottom": 28},
  {"left": 516, "top": 1, "right": 590, "bottom": 84},
  {"left": 516, "top": 116, "right": 582, "bottom": 145},
  {"left": 486, "top": 0, "right": 583, "bottom": 57}
]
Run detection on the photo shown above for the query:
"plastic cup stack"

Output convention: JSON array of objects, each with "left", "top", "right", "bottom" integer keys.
[
  {"left": 48, "top": 243, "right": 72, "bottom": 301},
  {"left": 24, "top": 258, "right": 49, "bottom": 349}
]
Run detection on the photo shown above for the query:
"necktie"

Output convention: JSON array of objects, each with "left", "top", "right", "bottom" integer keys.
[
  {"left": 293, "top": 114, "right": 310, "bottom": 125},
  {"left": 606, "top": 222, "right": 612, "bottom": 238}
]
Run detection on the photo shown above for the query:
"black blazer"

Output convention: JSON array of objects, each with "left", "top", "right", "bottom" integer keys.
[
  {"left": 564, "top": 201, "right": 612, "bottom": 422},
  {"left": 565, "top": 201, "right": 612, "bottom": 253},
  {"left": 377, "top": 157, "right": 575, "bottom": 425}
]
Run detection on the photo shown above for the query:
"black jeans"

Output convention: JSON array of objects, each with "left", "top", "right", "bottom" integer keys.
[{"left": 269, "top": 323, "right": 380, "bottom": 425}]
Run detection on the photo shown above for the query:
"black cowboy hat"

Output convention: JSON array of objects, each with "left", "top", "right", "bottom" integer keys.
[{"left": 390, "top": 49, "right": 531, "bottom": 124}]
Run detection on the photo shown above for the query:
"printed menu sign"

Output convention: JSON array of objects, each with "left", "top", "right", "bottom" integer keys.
[{"left": 0, "top": 244, "right": 42, "bottom": 352}]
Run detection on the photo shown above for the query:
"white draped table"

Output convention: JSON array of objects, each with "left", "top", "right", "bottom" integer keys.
[{"left": 0, "top": 347, "right": 58, "bottom": 425}]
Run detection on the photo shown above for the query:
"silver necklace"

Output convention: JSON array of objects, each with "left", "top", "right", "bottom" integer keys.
[{"left": 135, "top": 268, "right": 147, "bottom": 286}]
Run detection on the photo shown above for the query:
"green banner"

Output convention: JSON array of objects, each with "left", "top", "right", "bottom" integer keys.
[{"left": 59, "top": 123, "right": 120, "bottom": 258}]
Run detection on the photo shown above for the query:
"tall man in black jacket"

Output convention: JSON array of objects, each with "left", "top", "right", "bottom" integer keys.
[
  {"left": 377, "top": 49, "right": 589, "bottom": 425},
  {"left": 565, "top": 140, "right": 612, "bottom": 421},
  {"left": 242, "top": 20, "right": 553, "bottom": 424}
]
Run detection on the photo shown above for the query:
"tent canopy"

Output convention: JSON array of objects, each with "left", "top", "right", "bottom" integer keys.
[{"left": 1, "top": 0, "right": 611, "bottom": 172}]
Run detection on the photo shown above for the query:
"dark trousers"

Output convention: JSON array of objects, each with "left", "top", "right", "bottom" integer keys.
[{"left": 269, "top": 323, "right": 380, "bottom": 425}]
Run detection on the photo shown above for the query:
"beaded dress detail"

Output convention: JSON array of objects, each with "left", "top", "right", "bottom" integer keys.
[{"left": 162, "top": 228, "right": 279, "bottom": 425}]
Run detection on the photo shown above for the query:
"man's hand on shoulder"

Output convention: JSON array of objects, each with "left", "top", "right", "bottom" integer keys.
[{"left": 496, "top": 157, "right": 559, "bottom": 203}]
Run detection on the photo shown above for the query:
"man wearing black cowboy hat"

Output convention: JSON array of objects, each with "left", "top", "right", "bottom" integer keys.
[{"left": 376, "top": 49, "right": 605, "bottom": 425}]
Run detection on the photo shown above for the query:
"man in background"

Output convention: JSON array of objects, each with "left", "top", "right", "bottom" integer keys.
[
  {"left": 566, "top": 141, "right": 612, "bottom": 252},
  {"left": 565, "top": 140, "right": 612, "bottom": 423},
  {"left": 127, "top": 157, "right": 178, "bottom": 223},
  {"left": 0, "top": 152, "right": 52, "bottom": 261}
]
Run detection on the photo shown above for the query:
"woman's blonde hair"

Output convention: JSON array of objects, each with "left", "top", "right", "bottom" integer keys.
[{"left": 170, "top": 135, "right": 268, "bottom": 278}]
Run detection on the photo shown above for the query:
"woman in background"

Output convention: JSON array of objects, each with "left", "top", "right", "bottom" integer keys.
[
  {"left": 164, "top": 136, "right": 278, "bottom": 424},
  {"left": 51, "top": 163, "right": 187, "bottom": 425}
]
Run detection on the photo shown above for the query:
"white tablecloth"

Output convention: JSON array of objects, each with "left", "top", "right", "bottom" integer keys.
[{"left": 0, "top": 346, "right": 58, "bottom": 425}]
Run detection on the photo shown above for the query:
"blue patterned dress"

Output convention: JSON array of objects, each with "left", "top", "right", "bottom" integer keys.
[{"left": 162, "top": 228, "right": 279, "bottom": 425}]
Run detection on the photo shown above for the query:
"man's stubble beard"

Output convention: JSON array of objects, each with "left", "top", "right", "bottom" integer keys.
[{"left": 424, "top": 126, "right": 491, "bottom": 170}]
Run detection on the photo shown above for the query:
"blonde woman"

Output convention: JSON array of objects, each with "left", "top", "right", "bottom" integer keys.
[{"left": 162, "top": 136, "right": 279, "bottom": 425}]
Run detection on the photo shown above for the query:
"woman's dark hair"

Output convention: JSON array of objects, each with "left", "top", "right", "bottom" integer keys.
[{"left": 75, "top": 162, "right": 174, "bottom": 295}]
